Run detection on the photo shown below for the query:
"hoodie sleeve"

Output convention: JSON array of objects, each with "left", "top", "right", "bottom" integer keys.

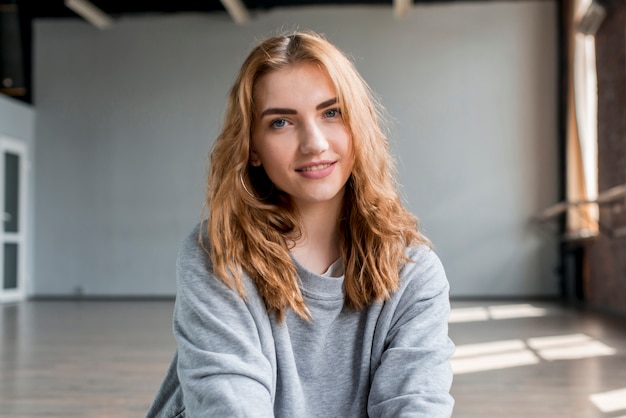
[
  {"left": 368, "top": 246, "right": 455, "bottom": 418},
  {"left": 172, "top": 226, "right": 276, "bottom": 417}
]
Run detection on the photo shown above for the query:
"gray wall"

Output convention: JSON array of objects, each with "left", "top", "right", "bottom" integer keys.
[
  {"left": 33, "top": 3, "right": 559, "bottom": 297},
  {"left": 0, "top": 94, "right": 36, "bottom": 295}
]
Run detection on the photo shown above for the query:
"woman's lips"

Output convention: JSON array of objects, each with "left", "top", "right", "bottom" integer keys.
[
  {"left": 296, "top": 161, "right": 336, "bottom": 179},
  {"left": 298, "top": 163, "right": 332, "bottom": 172}
]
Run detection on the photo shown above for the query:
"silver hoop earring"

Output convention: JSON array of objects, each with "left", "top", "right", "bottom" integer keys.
[{"left": 240, "top": 172, "right": 272, "bottom": 200}]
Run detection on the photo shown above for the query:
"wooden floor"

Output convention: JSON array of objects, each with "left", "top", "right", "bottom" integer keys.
[{"left": 1, "top": 300, "right": 625, "bottom": 417}]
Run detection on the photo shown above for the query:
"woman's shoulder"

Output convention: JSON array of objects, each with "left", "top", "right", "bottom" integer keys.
[
  {"left": 176, "top": 222, "right": 212, "bottom": 272},
  {"left": 178, "top": 222, "right": 206, "bottom": 250},
  {"left": 398, "top": 244, "right": 449, "bottom": 297},
  {"left": 404, "top": 243, "right": 443, "bottom": 269},
  {"left": 175, "top": 223, "right": 263, "bottom": 304}
]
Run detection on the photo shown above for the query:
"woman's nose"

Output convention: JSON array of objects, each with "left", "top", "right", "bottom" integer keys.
[{"left": 299, "top": 121, "right": 329, "bottom": 155}]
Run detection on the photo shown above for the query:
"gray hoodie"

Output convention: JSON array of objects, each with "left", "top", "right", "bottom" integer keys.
[{"left": 147, "top": 224, "right": 454, "bottom": 417}]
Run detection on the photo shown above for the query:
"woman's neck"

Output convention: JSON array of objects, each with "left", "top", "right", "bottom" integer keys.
[{"left": 291, "top": 198, "right": 343, "bottom": 275}]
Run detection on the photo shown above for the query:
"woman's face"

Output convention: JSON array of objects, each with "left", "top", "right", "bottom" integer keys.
[{"left": 250, "top": 62, "right": 353, "bottom": 212}]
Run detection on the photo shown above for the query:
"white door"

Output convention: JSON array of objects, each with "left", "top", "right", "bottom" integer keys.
[{"left": 0, "top": 136, "right": 27, "bottom": 303}]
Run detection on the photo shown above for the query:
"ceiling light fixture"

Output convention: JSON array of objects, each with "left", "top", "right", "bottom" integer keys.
[
  {"left": 220, "top": 0, "right": 251, "bottom": 25},
  {"left": 64, "top": 0, "right": 113, "bottom": 30},
  {"left": 393, "top": 0, "right": 412, "bottom": 19}
]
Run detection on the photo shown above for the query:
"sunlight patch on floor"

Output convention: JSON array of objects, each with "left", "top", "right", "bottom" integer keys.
[
  {"left": 453, "top": 339, "right": 526, "bottom": 357},
  {"left": 449, "top": 304, "right": 548, "bottom": 323},
  {"left": 452, "top": 333, "right": 616, "bottom": 375},
  {"left": 488, "top": 304, "right": 548, "bottom": 320},
  {"left": 589, "top": 387, "right": 626, "bottom": 414},
  {"left": 528, "top": 334, "right": 617, "bottom": 360},
  {"left": 449, "top": 307, "right": 490, "bottom": 323},
  {"left": 451, "top": 339, "right": 539, "bottom": 375}
]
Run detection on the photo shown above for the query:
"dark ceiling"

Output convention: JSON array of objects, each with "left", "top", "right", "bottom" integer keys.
[
  {"left": 4, "top": 0, "right": 418, "bottom": 103},
  {"left": 21, "top": 1, "right": 398, "bottom": 20}
]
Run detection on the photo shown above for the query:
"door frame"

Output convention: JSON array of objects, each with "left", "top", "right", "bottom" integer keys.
[{"left": 0, "top": 135, "right": 28, "bottom": 303}]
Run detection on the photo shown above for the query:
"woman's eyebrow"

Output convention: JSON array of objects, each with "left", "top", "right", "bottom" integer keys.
[
  {"left": 260, "top": 97, "right": 339, "bottom": 118},
  {"left": 260, "top": 107, "right": 297, "bottom": 117},
  {"left": 316, "top": 97, "right": 338, "bottom": 110}
]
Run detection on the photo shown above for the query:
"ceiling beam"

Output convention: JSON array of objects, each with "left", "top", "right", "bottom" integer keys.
[
  {"left": 220, "top": 0, "right": 251, "bottom": 25},
  {"left": 393, "top": 0, "right": 412, "bottom": 19},
  {"left": 64, "top": 0, "right": 113, "bottom": 30}
]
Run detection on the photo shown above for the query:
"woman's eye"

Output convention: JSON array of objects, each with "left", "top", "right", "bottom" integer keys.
[
  {"left": 323, "top": 108, "right": 341, "bottom": 119},
  {"left": 270, "top": 118, "right": 287, "bottom": 128}
]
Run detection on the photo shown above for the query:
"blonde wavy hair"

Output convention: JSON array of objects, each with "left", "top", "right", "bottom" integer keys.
[{"left": 203, "top": 31, "right": 429, "bottom": 321}]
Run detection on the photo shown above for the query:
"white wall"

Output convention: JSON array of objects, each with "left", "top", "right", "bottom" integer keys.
[
  {"left": 0, "top": 94, "right": 36, "bottom": 296},
  {"left": 33, "top": 2, "right": 559, "bottom": 297},
  {"left": 0, "top": 95, "right": 34, "bottom": 143}
]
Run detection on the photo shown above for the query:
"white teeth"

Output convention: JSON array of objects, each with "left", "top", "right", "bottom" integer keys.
[{"left": 300, "top": 163, "right": 331, "bottom": 172}]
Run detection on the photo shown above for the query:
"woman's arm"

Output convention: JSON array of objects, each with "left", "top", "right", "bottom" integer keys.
[
  {"left": 173, "top": 228, "right": 275, "bottom": 417},
  {"left": 368, "top": 247, "right": 455, "bottom": 418}
]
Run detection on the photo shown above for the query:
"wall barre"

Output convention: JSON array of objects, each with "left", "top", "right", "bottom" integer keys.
[{"left": 534, "top": 184, "right": 626, "bottom": 223}]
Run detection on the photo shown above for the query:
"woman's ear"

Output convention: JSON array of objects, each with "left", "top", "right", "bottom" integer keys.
[{"left": 249, "top": 149, "right": 262, "bottom": 167}]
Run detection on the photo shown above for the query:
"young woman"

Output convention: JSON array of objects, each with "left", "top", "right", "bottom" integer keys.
[{"left": 148, "top": 31, "right": 454, "bottom": 417}]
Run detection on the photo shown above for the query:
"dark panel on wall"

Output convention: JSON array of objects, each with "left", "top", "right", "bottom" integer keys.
[
  {"left": 589, "top": 0, "right": 626, "bottom": 315},
  {"left": 0, "top": 1, "right": 31, "bottom": 103}
]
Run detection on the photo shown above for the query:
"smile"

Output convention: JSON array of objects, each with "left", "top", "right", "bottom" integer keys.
[{"left": 297, "top": 163, "right": 334, "bottom": 172}]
